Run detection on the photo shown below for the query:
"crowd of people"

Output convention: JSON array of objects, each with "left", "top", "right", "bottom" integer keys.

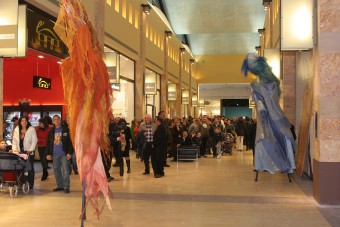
[
  {"left": 105, "top": 112, "right": 257, "bottom": 179},
  {"left": 1, "top": 115, "right": 76, "bottom": 193},
  {"left": 1, "top": 112, "right": 257, "bottom": 191}
]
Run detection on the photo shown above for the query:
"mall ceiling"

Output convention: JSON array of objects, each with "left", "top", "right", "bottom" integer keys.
[{"left": 149, "top": 0, "right": 266, "bottom": 55}]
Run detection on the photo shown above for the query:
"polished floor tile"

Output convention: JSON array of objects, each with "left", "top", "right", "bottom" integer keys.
[{"left": 0, "top": 150, "right": 338, "bottom": 227}]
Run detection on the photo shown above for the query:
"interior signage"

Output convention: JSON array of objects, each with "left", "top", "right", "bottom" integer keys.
[
  {"left": 111, "top": 83, "right": 120, "bottom": 91},
  {"left": 168, "top": 91, "right": 176, "bottom": 101},
  {"left": 27, "top": 9, "right": 68, "bottom": 58},
  {"left": 33, "top": 76, "right": 51, "bottom": 90},
  {"left": 182, "top": 96, "right": 189, "bottom": 105},
  {"left": 145, "top": 82, "right": 156, "bottom": 95}
]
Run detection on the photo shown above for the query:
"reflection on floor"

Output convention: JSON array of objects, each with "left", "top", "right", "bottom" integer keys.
[{"left": 0, "top": 150, "right": 339, "bottom": 227}]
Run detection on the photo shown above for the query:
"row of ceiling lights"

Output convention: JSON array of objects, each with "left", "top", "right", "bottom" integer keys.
[
  {"left": 255, "top": 0, "right": 272, "bottom": 51},
  {"left": 141, "top": 3, "right": 196, "bottom": 64}
]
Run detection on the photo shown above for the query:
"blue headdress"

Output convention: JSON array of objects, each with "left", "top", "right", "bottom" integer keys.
[{"left": 241, "top": 53, "right": 281, "bottom": 95}]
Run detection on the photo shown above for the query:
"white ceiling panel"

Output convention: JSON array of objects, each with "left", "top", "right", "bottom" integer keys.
[{"left": 158, "top": 0, "right": 266, "bottom": 55}]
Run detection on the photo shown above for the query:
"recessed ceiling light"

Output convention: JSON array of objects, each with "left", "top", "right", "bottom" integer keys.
[{"left": 38, "top": 55, "right": 44, "bottom": 58}]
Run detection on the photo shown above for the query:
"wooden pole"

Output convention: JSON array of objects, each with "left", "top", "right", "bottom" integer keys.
[{"left": 81, "top": 180, "right": 86, "bottom": 227}]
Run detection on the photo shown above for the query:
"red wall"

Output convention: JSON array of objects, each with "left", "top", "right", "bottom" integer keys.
[{"left": 3, "top": 49, "right": 65, "bottom": 106}]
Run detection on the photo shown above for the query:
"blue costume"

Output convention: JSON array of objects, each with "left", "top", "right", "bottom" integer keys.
[{"left": 241, "top": 53, "right": 296, "bottom": 174}]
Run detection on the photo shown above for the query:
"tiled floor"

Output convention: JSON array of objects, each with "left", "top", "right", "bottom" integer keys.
[{"left": 1, "top": 150, "right": 339, "bottom": 227}]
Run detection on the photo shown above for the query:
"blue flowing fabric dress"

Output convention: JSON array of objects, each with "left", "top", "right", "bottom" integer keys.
[{"left": 241, "top": 53, "right": 296, "bottom": 174}]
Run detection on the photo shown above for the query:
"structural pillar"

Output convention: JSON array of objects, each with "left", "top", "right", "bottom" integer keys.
[
  {"left": 160, "top": 33, "right": 169, "bottom": 117},
  {"left": 313, "top": 0, "right": 340, "bottom": 205},
  {"left": 94, "top": 0, "right": 105, "bottom": 49},
  {"left": 174, "top": 49, "right": 183, "bottom": 118},
  {"left": 188, "top": 65, "right": 193, "bottom": 117},
  {"left": 135, "top": 7, "right": 147, "bottom": 121},
  {"left": 282, "top": 52, "right": 296, "bottom": 125},
  {"left": 175, "top": 83, "right": 181, "bottom": 118}
]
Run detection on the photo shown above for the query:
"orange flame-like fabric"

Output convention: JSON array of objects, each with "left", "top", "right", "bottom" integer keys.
[{"left": 54, "top": 0, "right": 112, "bottom": 218}]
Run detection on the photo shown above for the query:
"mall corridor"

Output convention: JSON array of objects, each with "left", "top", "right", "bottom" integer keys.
[{"left": 0, "top": 150, "right": 338, "bottom": 227}]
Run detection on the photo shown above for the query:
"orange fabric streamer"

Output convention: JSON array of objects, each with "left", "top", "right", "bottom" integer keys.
[{"left": 54, "top": 0, "right": 112, "bottom": 218}]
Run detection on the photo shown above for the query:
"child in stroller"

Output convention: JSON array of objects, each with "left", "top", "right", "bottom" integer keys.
[
  {"left": 0, "top": 151, "right": 31, "bottom": 197},
  {"left": 221, "top": 133, "right": 234, "bottom": 156}
]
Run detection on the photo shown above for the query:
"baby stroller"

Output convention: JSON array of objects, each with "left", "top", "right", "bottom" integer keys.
[
  {"left": 221, "top": 133, "right": 234, "bottom": 155},
  {"left": 0, "top": 152, "right": 31, "bottom": 197}
]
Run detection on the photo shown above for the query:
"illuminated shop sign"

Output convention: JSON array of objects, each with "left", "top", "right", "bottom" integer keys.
[
  {"left": 27, "top": 9, "right": 68, "bottom": 58},
  {"left": 111, "top": 83, "right": 120, "bottom": 91},
  {"left": 33, "top": 76, "right": 51, "bottom": 90}
]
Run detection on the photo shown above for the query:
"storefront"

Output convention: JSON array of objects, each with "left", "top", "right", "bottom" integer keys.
[
  {"left": 144, "top": 68, "right": 160, "bottom": 119},
  {"left": 3, "top": 6, "right": 66, "bottom": 144},
  {"left": 103, "top": 46, "right": 135, "bottom": 124}
]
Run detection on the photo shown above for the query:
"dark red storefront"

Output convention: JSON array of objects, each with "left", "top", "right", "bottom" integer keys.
[{"left": 3, "top": 5, "right": 68, "bottom": 143}]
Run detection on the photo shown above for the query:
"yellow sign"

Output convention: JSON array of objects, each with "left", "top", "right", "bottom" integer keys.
[{"left": 33, "top": 76, "right": 51, "bottom": 90}]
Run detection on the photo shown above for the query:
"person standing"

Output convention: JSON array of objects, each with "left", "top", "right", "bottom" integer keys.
[
  {"left": 46, "top": 115, "right": 74, "bottom": 193},
  {"left": 130, "top": 119, "right": 137, "bottom": 150},
  {"left": 139, "top": 114, "right": 157, "bottom": 175},
  {"left": 35, "top": 118, "right": 51, "bottom": 181},
  {"left": 210, "top": 117, "right": 223, "bottom": 157},
  {"left": 119, "top": 119, "right": 132, "bottom": 174},
  {"left": 152, "top": 116, "right": 167, "bottom": 178},
  {"left": 11, "top": 116, "right": 19, "bottom": 138},
  {"left": 171, "top": 120, "right": 182, "bottom": 161},
  {"left": 12, "top": 116, "right": 38, "bottom": 189},
  {"left": 201, "top": 117, "right": 210, "bottom": 157},
  {"left": 235, "top": 117, "right": 246, "bottom": 151},
  {"left": 158, "top": 111, "right": 170, "bottom": 167},
  {"left": 62, "top": 119, "right": 78, "bottom": 175}
]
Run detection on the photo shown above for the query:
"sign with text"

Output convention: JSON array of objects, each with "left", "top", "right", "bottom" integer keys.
[
  {"left": 27, "top": 9, "right": 68, "bottom": 58},
  {"left": 33, "top": 76, "right": 51, "bottom": 90},
  {"left": 145, "top": 82, "right": 156, "bottom": 95}
]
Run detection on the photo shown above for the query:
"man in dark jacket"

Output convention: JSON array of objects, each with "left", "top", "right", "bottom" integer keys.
[
  {"left": 210, "top": 117, "right": 223, "bottom": 157},
  {"left": 158, "top": 111, "right": 170, "bottom": 167},
  {"left": 46, "top": 115, "right": 74, "bottom": 193},
  {"left": 152, "top": 116, "right": 167, "bottom": 178}
]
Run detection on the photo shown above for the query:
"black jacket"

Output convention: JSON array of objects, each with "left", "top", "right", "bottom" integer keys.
[
  {"left": 153, "top": 123, "right": 167, "bottom": 160},
  {"left": 179, "top": 136, "right": 192, "bottom": 146},
  {"left": 46, "top": 124, "right": 74, "bottom": 156}
]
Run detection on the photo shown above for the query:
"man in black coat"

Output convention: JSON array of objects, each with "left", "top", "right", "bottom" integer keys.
[
  {"left": 158, "top": 111, "right": 170, "bottom": 167},
  {"left": 152, "top": 116, "right": 167, "bottom": 178}
]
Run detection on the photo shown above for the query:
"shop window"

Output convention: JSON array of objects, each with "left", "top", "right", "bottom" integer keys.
[
  {"left": 112, "top": 80, "right": 134, "bottom": 123},
  {"left": 115, "top": 0, "right": 120, "bottom": 12},
  {"left": 120, "top": 54, "right": 134, "bottom": 80}
]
